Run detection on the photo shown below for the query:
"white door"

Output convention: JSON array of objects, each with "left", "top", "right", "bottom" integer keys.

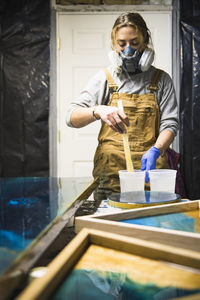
[{"left": 57, "top": 12, "right": 172, "bottom": 177}]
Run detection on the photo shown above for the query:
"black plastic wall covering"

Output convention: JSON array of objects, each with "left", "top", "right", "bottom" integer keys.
[
  {"left": 0, "top": 0, "right": 50, "bottom": 176},
  {"left": 180, "top": 0, "right": 200, "bottom": 199}
]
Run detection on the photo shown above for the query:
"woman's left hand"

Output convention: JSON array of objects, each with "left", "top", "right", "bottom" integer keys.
[{"left": 141, "top": 146, "right": 161, "bottom": 183}]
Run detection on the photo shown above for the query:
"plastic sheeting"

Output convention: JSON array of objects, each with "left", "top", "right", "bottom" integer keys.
[
  {"left": 180, "top": 0, "right": 200, "bottom": 199},
  {"left": 0, "top": 0, "right": 50, "bottom": 176}
]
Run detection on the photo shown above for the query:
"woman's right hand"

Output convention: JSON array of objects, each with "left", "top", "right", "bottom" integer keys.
[{"left": 94, "top": 105, "right": 129, "bottom": 133}]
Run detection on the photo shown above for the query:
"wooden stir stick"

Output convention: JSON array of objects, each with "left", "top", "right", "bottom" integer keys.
[{"left": 118, "top": 100, "right": 134, "bottom": 172}]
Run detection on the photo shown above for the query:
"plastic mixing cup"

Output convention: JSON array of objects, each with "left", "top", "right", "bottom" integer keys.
[
  {"left": 149, "top": 169, "right": 177, "bottom": 193},
  {"left": 118, "top": 170, "right": 145, "bottom": 193}
]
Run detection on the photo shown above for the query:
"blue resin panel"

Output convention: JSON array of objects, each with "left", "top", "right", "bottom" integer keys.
[
  {"left": 0, "top": 177, "right": 91, "bottom": 275},
  {"left": 53, "top": 269, "right": 200, "bottom": 300},
  {"left": 120, "top": 211, "right": 200, "bottom": 233}
]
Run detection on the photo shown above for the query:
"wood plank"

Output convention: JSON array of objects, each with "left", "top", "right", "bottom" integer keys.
[
  {"left": 118, "top": 100, "right": 134, "bottom": 172},
  {"left": 90, "top": 200, "right": 200, "bottom": 221},
  {"left": 75, "top": 200, "right": 200, "bottom": 252},
  {"left": 16, "top": 228, "right": 200, "bottom": 300},
  {"left": 16, "top": 229, "right": 90, "bottom": 300},
  {"left": 89, "top": 229, "right": 200, "bottom": 269},
  {"left": 75, "top": 216, "right": 200, "bottom": 252}
]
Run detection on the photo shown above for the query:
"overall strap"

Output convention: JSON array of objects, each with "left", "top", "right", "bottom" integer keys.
[
  {"left": 148, "top": 68, "right": 163, "bottom": 92},
  {"left": 104, "top": 68, "right": 118, "bottom": 93}
]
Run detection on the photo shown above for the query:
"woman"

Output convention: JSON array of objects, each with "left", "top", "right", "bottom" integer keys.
[{"left": 66, "top": 12, "right": 179, "bottom": 201}]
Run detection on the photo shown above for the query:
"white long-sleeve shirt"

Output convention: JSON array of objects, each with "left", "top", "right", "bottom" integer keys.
[{"left": 66, "top": 65, "right": 179, "bottom": 136}]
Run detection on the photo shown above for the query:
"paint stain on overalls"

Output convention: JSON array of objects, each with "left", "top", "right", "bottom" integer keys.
[{"left": 93, "top": 68, "right": 169, "bottom": 200}]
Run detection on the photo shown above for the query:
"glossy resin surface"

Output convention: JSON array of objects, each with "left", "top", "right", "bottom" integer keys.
[
  {"left": 0, "top": 177, "right": 91, "bottom": 275},
  {"left": 53, "top": 245, "right": 200, "bottom": 300},
  {"left": 120, "top": 209, "right": 200, "bottom": 233}
]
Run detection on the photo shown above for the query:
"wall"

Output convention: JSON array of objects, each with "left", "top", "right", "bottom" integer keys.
[{"left": 0, "top": 0, "right": 50, "bottom": 176}]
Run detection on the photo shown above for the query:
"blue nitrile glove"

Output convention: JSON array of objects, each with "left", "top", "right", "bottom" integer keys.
[{"left": 141, "top": 146, "right": 160, "bottom": 183}]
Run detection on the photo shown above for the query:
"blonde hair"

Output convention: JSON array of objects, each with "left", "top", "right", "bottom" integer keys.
[{"left": 111, "top": 12, "right": 152, "bottom": 51}]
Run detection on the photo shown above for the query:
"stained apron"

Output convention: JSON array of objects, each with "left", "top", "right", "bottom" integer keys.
[{"left": 93, "top": 68, "right": 169, "bottom": 201}]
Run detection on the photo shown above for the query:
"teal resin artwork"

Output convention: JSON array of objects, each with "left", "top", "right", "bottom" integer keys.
[
  {"left": 0, "top": 176, "right": 91, "bottom": 275},
  {"left": 119, "top": 211, "right": 199, "bottom": 233},
  {"left": 52, "top": 269, "right": 200, "bottom": 300}
]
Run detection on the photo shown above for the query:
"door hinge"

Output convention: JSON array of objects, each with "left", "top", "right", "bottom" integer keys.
[
  {"left": 57, "top": 37, "right": 60, "bottom": 50},
  {"left": 58, "top": 130, "right": 61, "bottom": 143}
]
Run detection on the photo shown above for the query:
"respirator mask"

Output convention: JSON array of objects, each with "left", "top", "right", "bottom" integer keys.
[
  {"left": 119, "top": 46, "right": 154, "bottom": 74},
  {"left": 120, "top": 46, "right": 141, "bottom": 73}
]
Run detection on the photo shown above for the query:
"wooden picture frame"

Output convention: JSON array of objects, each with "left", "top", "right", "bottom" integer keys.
[
  {"left": 75, "top": 200, "right": 200, "bottom": 252},
  {"left": 17, "top": 228, "right": 200, "bottom": 300}
]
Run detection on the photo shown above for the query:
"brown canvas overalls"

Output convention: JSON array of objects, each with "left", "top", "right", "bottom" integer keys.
[{"left": 93, "top": 68, "right": 169, "bottom": 201}]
